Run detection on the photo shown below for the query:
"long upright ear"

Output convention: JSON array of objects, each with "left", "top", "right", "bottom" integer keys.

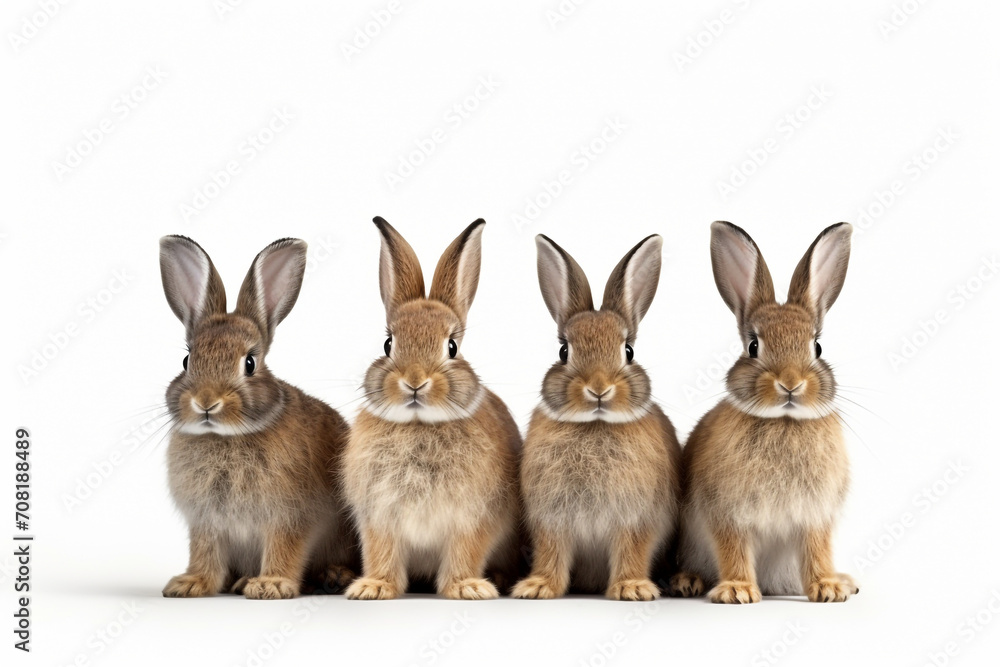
[
  {"left": 787, "top": 222, "right": 852, "bottom": 327},
  {"left": 373, "top": 216, "right": 425, "bottom": 319},
  {"left": 235, "top": 238, "right": 308, "bottom": 345},
  {"left": 710, "top": 221, "right": 776, "bottom": 326},
  {"left": 602, "top": 234, "right": 662, "bottom": 336},
  {"left": 159, "top": 235, "right": 227, "bottom": 338},
  {"left": 429, "top": 219, "right": 486, "bottom": 325},
  {"left": 535, "top": 235, "right": 594, "bottom": 337}
]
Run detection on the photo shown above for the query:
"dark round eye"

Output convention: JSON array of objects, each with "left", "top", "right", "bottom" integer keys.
[
  {"left": 815, "top": 341, "right": 822, "bottom": 358},
  {"left": 182, "top": 354, "right": 189, "bottom": 370},
  {"left": 748, "top": 337, "right": 759, "bottom": 358},
  {"left": 448, "top": 339, "right": 458, "bottom": 358},
  {"left": 384, "top": 336, "right": 392, "bottom": 357},
  {"left": 559, "top": 343, "right": 569, "bottom": 363},
  {"left": 245, "top": 355, "right": 256, "bottom": 376},
  {"left": 625, "top": 344, "right": 634, "bottom": 363}
]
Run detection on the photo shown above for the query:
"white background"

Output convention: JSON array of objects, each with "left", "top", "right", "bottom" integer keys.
[{"left": 3, "top": 1, "right": 1000, "bottom": 665}]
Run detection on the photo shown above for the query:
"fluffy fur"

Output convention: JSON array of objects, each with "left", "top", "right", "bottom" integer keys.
[
  {"left": 160, "top": 236, "right": 358, "bottom": 600},
  {"left": 343, "top": 218, "right": 522, "bottom": 600},
  {"left": 672, "top": 221, "right": 859, "bottom": 603},
  {"left": 513, "top": 235, "right": 682, "bottom": 601}
]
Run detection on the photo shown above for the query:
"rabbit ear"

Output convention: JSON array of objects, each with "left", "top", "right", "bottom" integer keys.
[
  {"left": 235, "top": 238, "right": 308, "bottom": 345},
  {"left": 710, "top": 221, "right": 775, "bottom": 326},
  {"left": 160, "top": 235, "right": 227, "bottom": 337},
  {"left": 602, "top": 234, "right": 662, "bottom": 337},
  {"left": 429, "top": 219, "right": 486, "bottom": 325},
  {"left": 787, "top": 222, "right": 852, "bottom": 327},
  {"left": 535, "top": 235, "right": 594, "bottom": 336},
  {"left": 373, "top": 217, "right": 425, "bottom": 318}
]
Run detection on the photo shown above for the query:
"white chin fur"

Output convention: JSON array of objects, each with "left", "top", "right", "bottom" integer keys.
[
  {"left": 537, "top": 401, "right": 651, "bottom": 424},
  {"left": 365, "top": 387, "right": 486, "bottom": 424},
  {"left": 177, "top": 420, "right": 268, "bottom": 436},
  {"left": 175, "top": 399, "right": 283, "bottom": 436},
  {"left": 726, "top": 396, "right": 835, "bottom": 420}
]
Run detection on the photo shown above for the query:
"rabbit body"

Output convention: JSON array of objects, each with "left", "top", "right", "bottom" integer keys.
[
  {"left": 166, "top": 378, "right": 357, "bottom": 596},
  {"left": 521, "top": 407, "right": 680, "bottom": 594},
  {"left": 677, "top": 402, "right": 848, "bottom": 596},
  {"left": 159, "top": 236, "right": 358, "bottom": 600},
  {"left": 671, "top": 222, "right": 858, "bottom": 604},
  {"left": 343, "top": 218, "right": 522, "bottom": 600},
  {"left": 345, "top": 390, "right": 520, "bottom": 583},
  {"left": 514, "top": 235, "right": 681, "bottom": 601}
]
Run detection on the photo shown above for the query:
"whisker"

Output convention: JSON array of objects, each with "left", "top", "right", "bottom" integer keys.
[
  {"left": 834, "top": 396, "right": 887, "bottom": 424},
  {"left": 830, "top": 409, "right": 882, "bottom": 465}
]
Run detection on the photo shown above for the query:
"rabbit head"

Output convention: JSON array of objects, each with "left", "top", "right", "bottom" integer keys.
[
  {"left": 710, "top": 221, "right": 853, "bottom": 420},
  {"left": 361, "top": 217, "right": 488, "bottom": 424},
  {"left": 160, "top": 235, "right": 307, "bottom": 436},
  {"left": 534, "top": 234, "right": 663, "bottom": 424}
]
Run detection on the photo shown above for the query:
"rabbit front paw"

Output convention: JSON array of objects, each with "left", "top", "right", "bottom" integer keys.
[
  {"left": 346, "top": 577, "right": 402, "bottom": 600},
  {"left": 163, "top": 574, "right": 219, "bottom": 598},
  {"left": 807, "top": 577, "right": 853, "bottom": 603},
  {"left": 441, "top": 578, "right": 498, "bottom": 600},
  {"left": 243, "top": 576, "right": 299, "bottom": 600},
  {"left": 607, "top": 578, "right": 660, "bottom": 601},
  {"left": 511, "top": 575, "right": 565, "bottom": 600},
  {"left": 708, "top": 580, "right": 761, "bottom": 604}
]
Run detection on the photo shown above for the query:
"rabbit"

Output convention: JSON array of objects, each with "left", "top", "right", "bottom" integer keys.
[
  {"left": 343, "top": 217, "right": 522, "bottom": 601},
  {"left": 670, "top": 221, "right": 859, "bottom": 604},
  {"left": 159, "top": 236, "right": 359, "bottom": 600},
  {"left": 511, "top": 234, "right": 682, "bottom": 602}
]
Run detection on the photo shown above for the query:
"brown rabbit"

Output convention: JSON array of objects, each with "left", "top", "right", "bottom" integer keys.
[
  {"left": 671, "top": 221, "right": 859, "bottom": 604},
  {"left": 160, "top": 236, "right": 358, "bottom": 600},
  {"left": 343, "top": 218, "right": 522, "bottom": 600},
  {"left": 512, "top": 234, "right": 682, "bottom": 601}
]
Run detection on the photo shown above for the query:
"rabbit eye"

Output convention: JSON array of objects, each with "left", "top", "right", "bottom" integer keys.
[
  {"left": 182, "top": 354, "right": 189, "bottom": 370},
  {"left": 245, "top": 355, "right": 256, "bottom": 376},
  {"left": 384, "top": 336, "right": 392, "bottom": 357},
  {"left": 625, "top": 344, "right": 634, "bottom": 363},
  {"left": 748, "top": 336, "right": 759, "bottom": 358},
  {"left": 448, "top": 339, "right": 458, "bottom": 358},
  {"left": 815, "top": 340, "right": 822, "bottom": 358},
  {"left": 559, "top": 343, "right": 569, "bottom": 363}
]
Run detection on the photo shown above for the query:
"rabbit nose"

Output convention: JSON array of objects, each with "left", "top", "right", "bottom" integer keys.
[
  {"left": 775, "top": 380, "right": 805, "bottom": 396},
  {"left": 191, "top": 398, "right": 222, "bottom": 414},
  {"left": 400, "top": 379, "right": 430, "bottom": 395},
  {"left": 585, "top": 386, "right": 615, "bottom": 401}
]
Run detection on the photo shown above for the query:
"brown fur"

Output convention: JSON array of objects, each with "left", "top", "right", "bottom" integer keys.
[
  {"left": 344, "top": 218, "right": 522, "bottom": 600},
  {"left": 672, "top": 222, "right": 858, "bottom": 603},
  {"left": 514, "top": 235, "right": 681, "bottom": 601},
  {"left": 517, "top": 403, "right": 681, "bottom": 599},
  {"left": 160, "top": 236, "right": 359, "bottom": 599}
]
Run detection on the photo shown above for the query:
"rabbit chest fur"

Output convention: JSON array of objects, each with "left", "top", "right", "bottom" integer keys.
[
  {"left": 686, "top": 402, "right": 849, "bottom": 530},
  {"left": 521, "top": 408, "right": 680, "bottom": 568},
  {"left": 167, "top": 385, "right": 345, "bottom": 541},
  {"left": 344, "top": 394, "right": 519, "bottom": 566}
]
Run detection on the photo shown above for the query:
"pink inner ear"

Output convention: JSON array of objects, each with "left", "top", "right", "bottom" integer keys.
[
  {"left": 537, "top": 241, "right": 571, "bottom": 317},
  {"left": 714, "top": 228, "right": 758, "bottom": 310},
  {"left": 378, "top": 241, "right": 395, "bottom": 307},
  {"left": 809, "top": 233, "right": 846, "bottom": 312},
  {"left": 452, "top": 224, "right": 484, "bottom": 315},
  {"left": 622, "top": 236, "right": 662, "bottom": 324},
  {"left": 258, "top": 245, "right": 298, "bottom": 316},
  {"left": 172, "top": 245, "right": 210, "bottom": 321}
]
